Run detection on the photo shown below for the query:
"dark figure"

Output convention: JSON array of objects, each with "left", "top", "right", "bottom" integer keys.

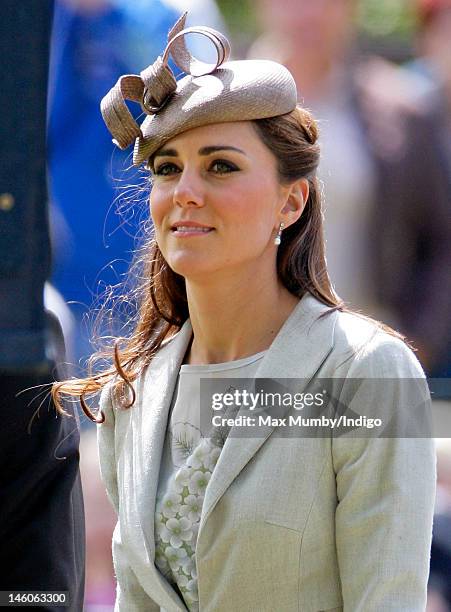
[{"left": 0, "top": 2, "right": 85, "bottom": 610}]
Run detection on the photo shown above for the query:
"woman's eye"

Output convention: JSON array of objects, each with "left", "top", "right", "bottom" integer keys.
[
  {"left": 153, "top": 160, "right": 238, "bottom": 176},
  {"left": 210, "top": 160, "right": 239, "bottom": 174},
  {"left": 153, "top": 163, "right": 180, "bottom": 176}
]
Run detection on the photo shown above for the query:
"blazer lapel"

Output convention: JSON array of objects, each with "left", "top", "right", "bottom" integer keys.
[
  {"left": 199, "top": 294, "right": 337, "bottom": 535},
  {"left": 125, "top": 320, "right": 193, "bottom": 610}
]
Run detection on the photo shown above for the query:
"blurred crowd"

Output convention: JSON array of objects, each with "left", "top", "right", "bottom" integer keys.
[
  {"left": 1, "top": 0, "right": 450, "bottom": 609},
  {"left": 249, "top": 0, "right": 451, "bottom": 380}
]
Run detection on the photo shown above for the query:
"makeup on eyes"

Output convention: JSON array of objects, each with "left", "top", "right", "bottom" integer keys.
[{"left": 153, "top": 159, "right": 239, "bottom": 176}]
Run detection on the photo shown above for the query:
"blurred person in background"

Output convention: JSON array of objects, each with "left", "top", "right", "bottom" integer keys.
[
  {"left": 409, "top": 3, "right": 451, "bottom": 600},
  {"left": 250, "top": 0, "right": 451, "bottom": 378},
  {"left": 409, "top": 0, "right": 451, "bottom": 381},
  {"left": 48, "top": 0, "right": 226, "bottom": 371},
  {"left": 0, "top": 1, "right": 84, "bottom": 608}
]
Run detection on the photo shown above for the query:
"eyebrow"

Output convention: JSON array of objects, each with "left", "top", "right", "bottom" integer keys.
[{"left": 153, "top": 145, "right": 248, "bottom": 159}]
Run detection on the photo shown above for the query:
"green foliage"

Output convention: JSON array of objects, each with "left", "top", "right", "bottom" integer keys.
[
  {"left": 216, "top": 0, "right": 258, "bottom": 39},
  {"left": 216, "top": 0, "right": 418, "bottom": 46},
  {"left": 356, "top": 0, "right": 417, "bottom": 40}
]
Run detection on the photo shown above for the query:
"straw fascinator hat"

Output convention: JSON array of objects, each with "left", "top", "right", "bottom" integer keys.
[{"left": 101, "top": 12, "right": 298, "bottom": 166}]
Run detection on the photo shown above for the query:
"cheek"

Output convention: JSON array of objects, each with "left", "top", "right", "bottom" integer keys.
[
  {"left": 149, "top": 190, "right": 169, "bottom": 234},
  {"left": 225, "top": 190, "right": 277, "bottom": 245}
]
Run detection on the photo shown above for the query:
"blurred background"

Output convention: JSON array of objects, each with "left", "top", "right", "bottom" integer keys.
[{"left": 45, "top": 0, "right": 451, "bottom": 609}]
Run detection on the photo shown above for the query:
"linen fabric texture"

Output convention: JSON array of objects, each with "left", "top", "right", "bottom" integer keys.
[{"left": 97, "top": 293, "right": 436, "bottom": 612}]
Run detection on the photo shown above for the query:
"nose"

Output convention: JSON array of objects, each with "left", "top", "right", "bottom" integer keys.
[{"left": 173, "top": 168, "right": 205, "bottom": 209}]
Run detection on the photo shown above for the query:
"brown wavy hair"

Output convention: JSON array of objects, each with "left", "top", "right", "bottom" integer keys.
[{"left": 52, "top": 104, "right": 401, "bottom": 423}]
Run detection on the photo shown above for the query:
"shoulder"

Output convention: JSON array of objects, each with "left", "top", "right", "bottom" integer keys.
[
  {"left": 98, "top": 379, "right": 117, "bottom": 425},
  {"left": 330, "top": 308, "right": 425, "bottom": 379},
  {"left": 283, "top": 295, "right": 423, "bottom": 381},
  {"left": 285, "top": 294, "right": 423, "bottom": 379},
  {"left": 329, "top": 310, "right": 432, "bottom": 446},
  {"left": 97, "top": 320, "right": 193, "bottom": 422}
]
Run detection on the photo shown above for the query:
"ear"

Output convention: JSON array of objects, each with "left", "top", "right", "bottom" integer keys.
[{"left": 279, "top": 178, "right": 309, "bottom": 228}]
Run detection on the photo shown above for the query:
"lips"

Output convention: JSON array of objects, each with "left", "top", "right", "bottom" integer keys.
[
  {"left": 173, "top": 226, "right": 213, "bottom": 233},
  {"left": 171, "top": 221, "right": 215, "bottom": 234}
]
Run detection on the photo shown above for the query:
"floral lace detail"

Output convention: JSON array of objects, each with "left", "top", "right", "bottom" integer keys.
[{"left": 155, "top": 437, "right": 222, "bottom": 611}]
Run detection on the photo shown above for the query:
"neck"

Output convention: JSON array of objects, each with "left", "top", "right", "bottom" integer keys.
[{"left": 184, "top": 264, "right": 300, "bottom": 365}]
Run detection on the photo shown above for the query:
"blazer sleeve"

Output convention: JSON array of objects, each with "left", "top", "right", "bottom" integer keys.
[
  {"left": 331, "top": 334, "right": 436, "bottom": 611},
  {"left": 97, "top": 385, "right": 160, "bottom": 612}
]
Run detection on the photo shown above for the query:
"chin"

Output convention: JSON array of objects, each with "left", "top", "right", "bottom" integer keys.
[{"left": 166, "top": 253, "right": 218, "bottom": 280}]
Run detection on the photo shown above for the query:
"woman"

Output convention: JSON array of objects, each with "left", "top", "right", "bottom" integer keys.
[{"left": 53, "top": 14, "right": 436, "bottom": 612}]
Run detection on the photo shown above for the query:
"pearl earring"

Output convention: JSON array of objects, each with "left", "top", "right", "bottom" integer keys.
[{"left": 274, "top": 222, "right": 284, "bottom": 246}]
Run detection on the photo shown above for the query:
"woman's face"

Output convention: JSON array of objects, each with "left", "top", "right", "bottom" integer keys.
[{"left": 149, "top": 121, "right": 294, "bottom": 281}]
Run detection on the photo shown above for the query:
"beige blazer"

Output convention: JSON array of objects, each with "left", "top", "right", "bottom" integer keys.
[{"left": 98, "top": 293, "right": 436, "bottom": 612}]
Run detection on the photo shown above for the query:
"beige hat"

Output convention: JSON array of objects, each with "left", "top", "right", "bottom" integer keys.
[{"left": 101, "top": 13, "right": 298, "bottom": 166}]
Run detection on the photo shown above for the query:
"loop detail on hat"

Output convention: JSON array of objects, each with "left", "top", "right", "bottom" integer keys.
[
  {"left": 100, "top": 11, "right": 231, "bottom": 150},
  {"left": 163, "top": 25, "right": 230, "bottom": 77},
  {"left": 100, "top": 74, "right": 144, "bottom": 149},
  {"left": 140, "top": 56, "right": 177, "bottom": 114}
]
